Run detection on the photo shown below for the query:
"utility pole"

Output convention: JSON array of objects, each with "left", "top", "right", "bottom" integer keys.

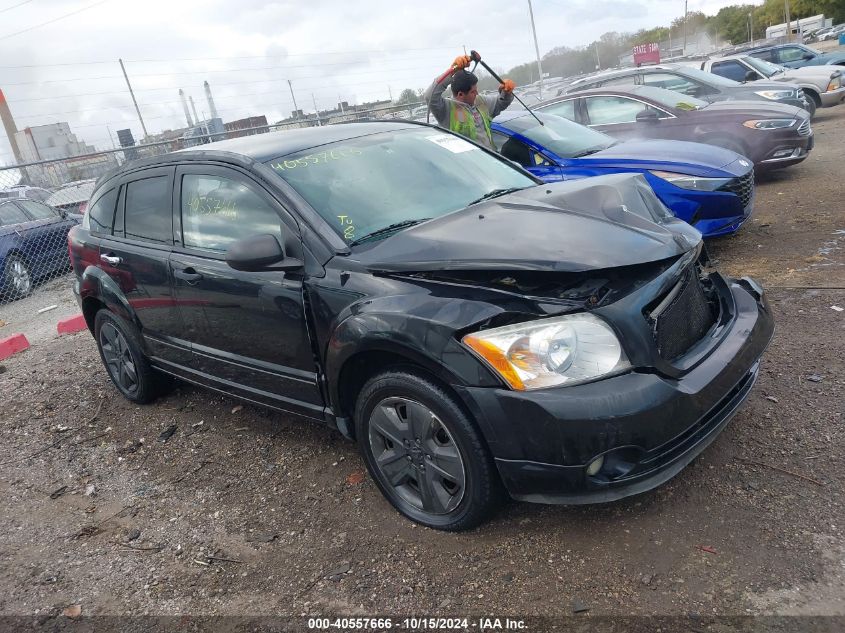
[
  {"left": 388, "top": 85, "right": 393, "bottom": 102},
  {"left": 527, "top": 0, "right": 544, "bottom": 99},
  {"left": 595, "top": 41, "right": 601, "bottom": 70},
  {"left": 312, "top": 93, "right": 321, "bottom": 126},
  {"left": 748, "top": 12, "right": 754, "bottom": 45},
  {"left": 785, "top": 0, "right": 791, "bottom": 42},
  {"left": 106, "top": 125, "right": 116, "bottom": 150},
  {"left": 119, "top": 59, "right": 148, "bottom": 139},
  {"left": 683, "top": 0, "right": 688, "bottom": 54},
  {"left": 287, "top": 79, "right": 300, "bottom": 122}
]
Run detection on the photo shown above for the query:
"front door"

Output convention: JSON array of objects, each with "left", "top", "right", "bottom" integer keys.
[{"left": 170, "top": 165, "right": 324, "bottom": 419}]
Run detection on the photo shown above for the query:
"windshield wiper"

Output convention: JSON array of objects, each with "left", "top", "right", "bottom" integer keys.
[
  {"left": 348, "top": 218, "right": 431, "bottom": 247},
  {"left": 466, "top": 187, "right": 527, "bottom": 207}
]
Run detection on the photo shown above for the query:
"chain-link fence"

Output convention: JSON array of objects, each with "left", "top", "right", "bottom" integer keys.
[{"left": 0, "top": 100, "right": 430, "bottom": 308}]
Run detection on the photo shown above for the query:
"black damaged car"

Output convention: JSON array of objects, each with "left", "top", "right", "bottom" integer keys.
[{"left": 68, "top": 122, "right": 773, "bottom": 530}]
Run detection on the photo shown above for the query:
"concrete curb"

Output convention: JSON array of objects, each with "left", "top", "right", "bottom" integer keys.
[
  {"left": 57, "top": 314, "right": 87, "bottom": 336},
  {"left": 0, "top": 333, "right": 30, "bottom": 360}
]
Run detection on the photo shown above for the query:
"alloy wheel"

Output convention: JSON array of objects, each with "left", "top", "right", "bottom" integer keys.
[
  {"left": 368, "top": 397, "right": 466, "bottom": 515},
  {"left": 8, "top": 259, "right": 31, "bottom": 296},
  {"left": 99, "top": 323, "right": 139, "bottom": 395}
]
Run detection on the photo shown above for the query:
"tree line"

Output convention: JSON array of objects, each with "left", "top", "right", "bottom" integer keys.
[{"left": 394, "top": 0, "right": 844, "bottom": 101}]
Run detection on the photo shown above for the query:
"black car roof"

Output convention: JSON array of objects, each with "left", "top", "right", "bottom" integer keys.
[{"left": 97, "top": 120, "right": 421, "bottom": 184}]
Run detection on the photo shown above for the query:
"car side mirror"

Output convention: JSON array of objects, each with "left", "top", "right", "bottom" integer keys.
[
  {"left": 225, "top": 234, "right": 303, "bottom": 272},
  {"left": 745, "top": 70, "right": 760, "bottom": 82},
  {"left": 635, "top": 109, "right": 659, "bottom": 124},
  {"left": 802, "top": 52, "right": 814, "bottom": 60}
]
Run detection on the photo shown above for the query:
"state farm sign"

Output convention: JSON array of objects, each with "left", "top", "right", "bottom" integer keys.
[{"left": 633, "top": 42, "right": 660, "bottom": 66}]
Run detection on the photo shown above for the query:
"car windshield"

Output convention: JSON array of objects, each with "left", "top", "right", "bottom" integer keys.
[
  {"left": 265, "top": 128, "right": 536, "bottom": 245},
  {"left": 673, "top": 66, "right": 740, "bottom": 87},
  {"left": 631, "top": 86, "right": 707, "bottom": 110},
  {"left": 743, "top": 56, "right": 784, "bottom": 77},
  {"left": 498, "top": 112, "right": 615, "bottom": 158}
]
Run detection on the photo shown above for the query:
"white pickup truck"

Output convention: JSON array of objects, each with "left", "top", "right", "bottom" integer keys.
[{"left": 695, "top": 55, "right": 845, "bottom": 112}]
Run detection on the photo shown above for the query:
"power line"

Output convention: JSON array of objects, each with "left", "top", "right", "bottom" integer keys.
[
  {"left": 0, "top": 0, "right": 34, "bottom": 15},
  {"left": 0, "top": 0, "right": 112, "bottom": 41},
  {"left": 0, "top": 45, "right": 525, "bottom": 68}
]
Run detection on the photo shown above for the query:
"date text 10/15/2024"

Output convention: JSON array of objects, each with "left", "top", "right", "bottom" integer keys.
[{"left": 307, "top": 617, "right": 528, "bottom": 630}]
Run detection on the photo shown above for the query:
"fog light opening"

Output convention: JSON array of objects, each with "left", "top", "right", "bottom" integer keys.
[{"left": 586, "top": 455, "right": 605, "bottom": 477}]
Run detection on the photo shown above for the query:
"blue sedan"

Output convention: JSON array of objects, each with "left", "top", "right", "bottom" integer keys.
[
  {"left": 491, "top": 111, "right": 755, "bottom": 237},
  {"left": 1, "top": 198, "right": 76, "bottom": 301}
]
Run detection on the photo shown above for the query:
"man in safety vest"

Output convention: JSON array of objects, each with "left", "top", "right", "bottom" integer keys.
[{"left": 424, "top": 54, "right": 515, "bottom": 151}]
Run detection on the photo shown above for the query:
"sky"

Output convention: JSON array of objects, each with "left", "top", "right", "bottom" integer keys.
[{"left": 0, "top": 0, "right": 761, "bottom": 164}]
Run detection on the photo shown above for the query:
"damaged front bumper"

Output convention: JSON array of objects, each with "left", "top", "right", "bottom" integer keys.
[{"left": 454, "top": 275, "right": 774, "bottom": 505}]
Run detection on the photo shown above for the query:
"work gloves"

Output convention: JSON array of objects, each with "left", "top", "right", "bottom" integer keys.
[
  {"left": 453, "top": 55, "right": 472, "bottom": 70},
  {"left": 500, "top": 79, "right": 516, "bottom": 93}
]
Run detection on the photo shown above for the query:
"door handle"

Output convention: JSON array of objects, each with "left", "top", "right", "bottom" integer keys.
[
  {"left": 100, "top": 254, "right": 122, "bottom": 266},
  {"left": 174, "top": 268, "right": 203, "bottom": 284}
]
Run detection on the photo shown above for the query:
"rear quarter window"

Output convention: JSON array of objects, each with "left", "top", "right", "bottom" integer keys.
[{"left": 88, "top": 187, "right": 119, "bottom": 234}]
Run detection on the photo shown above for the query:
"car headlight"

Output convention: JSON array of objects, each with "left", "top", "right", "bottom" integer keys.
[
  {"left": 742, "top": 119, "right": 796, "bottom": 130},
  {"left": 462, "top": 313, "right": 629, "bottom": 390},
  {"left": 827, "top": 73, "right": 842, "bottom": 91},
  {"left": 648, "top": 171, "right": 733, "bottom": 191},
  {"left": 754, "top": 89, "right": 796, "bottom": 100}
]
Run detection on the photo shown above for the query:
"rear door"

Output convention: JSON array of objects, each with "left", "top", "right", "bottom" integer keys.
[
  {"left": 98, "top": 167, "right": 191, "bottom": 365},
  {"left": 170, "top": 164, "right": 324, "bottom": 418}
]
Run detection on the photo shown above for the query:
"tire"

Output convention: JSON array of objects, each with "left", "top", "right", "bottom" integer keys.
[
  {"left": 94, "top": 310, "right": 164, "bottom": 404},
  {"left": 355, "top": 370, "right": 502, "bottom": 531},
  {"left": 3, "top": 255, "right": 33, "bottom": 300}
]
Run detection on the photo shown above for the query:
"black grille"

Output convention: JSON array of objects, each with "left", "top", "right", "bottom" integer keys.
[
  {"left": 651, "top": 269, "right": 716, "bottom": 361},
  {"left": 718, "top": 169, "right": 754, "bottom": 210}
]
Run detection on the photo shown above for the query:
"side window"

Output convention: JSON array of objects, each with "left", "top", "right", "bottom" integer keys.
[
  {"left": 778, "top": 46, "right": 807, "bottom": 63},
  {"left": 641, "top": 72, "right": 703, "bottom": 96},
  {"left": 88, "top": 187, "right": 119, "bottom": 234},
  {"left": 17, "top": 200, "right": 59, "bottom": 220},
  {"left": 499, "top": 137, "right": 533, "bottom": 167},
  {"left": 541, "top": 99, "right": 576, "bottom": 121},
  {"left": 124, "top": 176, "right": 172, "bottom": 244},
  {"left": 751, "top": 49, "right": 775, "bottom": 62},
  {"left": 180, "top": 174, "right": 283, "bottom": 253},
  {"left": 710, "top": 61, "right": 748, "bottom": 82},
  {"left": 584, "top": 96, "right": 644, "bottom": 125},
  {"left": 0, "top": 202, "right": 29, "bottom": 225}
]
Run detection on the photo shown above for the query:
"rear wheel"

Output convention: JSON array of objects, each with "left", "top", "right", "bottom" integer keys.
[
  {"left": 3, "top": 255, "right": 32, "bottom": 300},
  {"left": 94, "top": 310, "right": 164, "bottom": 404},
  {"left": 355, "top": 370, "right": 502, "bottom": 531}
]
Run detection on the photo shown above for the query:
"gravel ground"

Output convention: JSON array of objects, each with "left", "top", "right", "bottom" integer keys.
[{"left": 0, "top": 106, "right": 843, "bottom": 624}]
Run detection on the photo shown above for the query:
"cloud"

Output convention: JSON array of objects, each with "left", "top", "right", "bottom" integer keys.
[{"left": 0, "top": 0, "right": 757, "bottom": 164}]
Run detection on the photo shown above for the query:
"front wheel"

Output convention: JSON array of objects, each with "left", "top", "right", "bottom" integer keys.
[{"left": 355, "top": 370, "right": 502, "bottom": 531}]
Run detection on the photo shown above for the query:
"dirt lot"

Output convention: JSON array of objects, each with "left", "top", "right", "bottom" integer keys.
[{"left": 0, "top": 107, "right": 843, "bottom": 626}]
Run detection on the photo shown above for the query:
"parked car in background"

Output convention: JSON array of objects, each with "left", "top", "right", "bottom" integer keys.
[
  {"left": 67, "top": 122, "right": 774, "bottom": 530},
  {"left": 559, "top": 64, "right": 813, "bottom": 116},
  {"left": 698, "top": 55, "right": 845, "bottom": 111},
  {"left": 0, "top": 199, "right": 76, "bottom": 300},
  {"left": 0, "top": 185, "right": 53, "bottom": 203},
  {"left": 819, "top": 25, "right": 845, "bottom": 41},
  {"left": 46, "top": 179, "right": 96, "bottom": 223},
  {"left": 803, "top": 27, "right": 832, "bottom": 43},
  {"left": 491, "top": 111, "right": 754, "bottom": 237},
  {"left": 741, "top": 42, "right": 845, "bottom": 68},
  {"left": 533, "top": 86, "right": 813, "bottom": 170}
]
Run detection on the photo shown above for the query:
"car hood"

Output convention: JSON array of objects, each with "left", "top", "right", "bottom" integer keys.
[
  {"left": 585, "top": 139, "right": 745, "bottom": 173},
  {"left": 739, "top": 79, "right": 803, "bottom": 92},
  {"left": 353, "top": 173, "right": 701, "bottom": 273},
  {"left": 699, "top": 99, "right": 805, "bottom": 118},
  {"left": 810, "top": 52, "right": 845, "bottom": 65},
  {"left": 779, "top": 64, "right": 843, "bottom": 81}
]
